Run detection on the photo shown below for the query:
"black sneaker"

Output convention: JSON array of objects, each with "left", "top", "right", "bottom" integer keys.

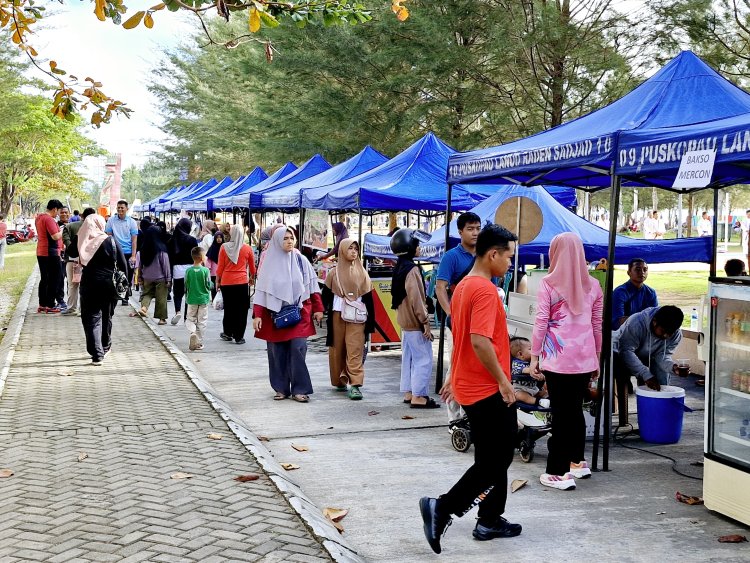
[
  {"left": 219, "top": 333, "right": 233, "bottom": 342},
  {"left": 419, "top": 497, "right": 452, "bottom": 554},
  {"left": 472, "top": 516, "right": 522, "bottom": 541}
]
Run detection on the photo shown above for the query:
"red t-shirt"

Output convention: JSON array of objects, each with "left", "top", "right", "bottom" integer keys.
[
  {"left": 35, "top": 214, "right": 61, "bottom": 257},
  {"left": 450, "top": 275, "right": 511, "bottom": 406}
]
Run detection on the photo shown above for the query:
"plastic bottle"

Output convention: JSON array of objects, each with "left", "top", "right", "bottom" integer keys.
[{"left": 690, "top": 308, "right": 699, "bottom": 331}]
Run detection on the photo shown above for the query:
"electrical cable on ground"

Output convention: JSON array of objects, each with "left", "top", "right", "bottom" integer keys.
[{"left": 613, "top": 424, "right": 703, "bottom": 480}]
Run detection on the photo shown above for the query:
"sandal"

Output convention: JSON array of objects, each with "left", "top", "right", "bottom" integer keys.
[
  {"left": 273, "top": 392, "right": 287, "bottom": 401},
  {"left": 138, "top": 307, "right": 148, "bottom": 317},
  {"left": 128, "top": 312, "right": 139, "bottom": 318},
  {"left": 348, "top": 386, "right": 363, "bottom": 400},
  {"left": 410, "top": 397, "right": 440, "bottom": 409},
  {"left": 292, "top": 394, "right": 309, "bottom": 403}
]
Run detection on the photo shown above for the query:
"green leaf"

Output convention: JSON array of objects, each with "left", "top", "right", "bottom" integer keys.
[{"left": 259, "top": 11, "right": 279, "bottom": 28}]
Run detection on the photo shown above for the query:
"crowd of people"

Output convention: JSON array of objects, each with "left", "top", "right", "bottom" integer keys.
[{"left": 27, "top": 200, "right": 726, "bottom": 552}]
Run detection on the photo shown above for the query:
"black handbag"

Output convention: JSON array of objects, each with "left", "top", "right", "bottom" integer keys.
[
  {"left": 272, "top": 298, "right": 302, "bottom": 329},
  {"left": 111, "top": 239, "right": 129, "bottom": 300}
]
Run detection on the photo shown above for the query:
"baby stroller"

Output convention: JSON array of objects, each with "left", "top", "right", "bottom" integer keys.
[{"left": 449, "top": 402, "right": 552, "bottom": 463}]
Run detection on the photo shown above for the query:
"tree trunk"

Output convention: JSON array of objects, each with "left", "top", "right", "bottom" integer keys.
[
  {"left": 651, "top": 187, "right": 658, "bottom": 212},
  {"left": 389, "top": 212, "right": 397, "bottom": 233}
]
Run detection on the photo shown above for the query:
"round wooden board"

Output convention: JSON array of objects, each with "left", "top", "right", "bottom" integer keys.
[{"left": 494, "top": 196, "right": 543, "bottom": 244}]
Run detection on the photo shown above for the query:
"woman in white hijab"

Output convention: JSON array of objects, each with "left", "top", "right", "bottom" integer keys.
[
  {"left": 216, "top": 224, "right": 256, "bottom": 344},
  {"left": 253, "top": 226, "right": 324, "bottom": 402},
  {"left": 78, "top": 214, "right": 128, "bottom": 366}
]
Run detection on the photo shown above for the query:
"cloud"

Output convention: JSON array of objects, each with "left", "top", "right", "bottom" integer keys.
[{"left": 28, "top": 1, "right": 197, "bottom": 169}]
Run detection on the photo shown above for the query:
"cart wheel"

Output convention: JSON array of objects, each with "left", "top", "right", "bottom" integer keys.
[
  {"left": 519, "top": 444, "right": 534, "bottom": 463},
  {"left": 451, "top": 427, "right": 471, "bottom": 452}
]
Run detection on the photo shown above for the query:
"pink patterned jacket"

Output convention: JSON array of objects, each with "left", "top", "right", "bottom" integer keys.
[{"left": 531, "top": 278, "right": 603, "bottom": 374}]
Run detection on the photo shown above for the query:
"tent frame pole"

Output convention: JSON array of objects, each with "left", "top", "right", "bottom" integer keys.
[
  {"left": 435, "top": 184, "right": 453, "bottom": 393},
  {"left": 358, "top": 207, "right": 363, "bottom": 251},
  {"left": 711, "top": 188, "right": 719, "bottom": 278},
  {"left": 592, "top": 173, "right": 619, "bottom": 472},
  {"left": 299, "top": 206, "right": 306, "bottom": 252}
]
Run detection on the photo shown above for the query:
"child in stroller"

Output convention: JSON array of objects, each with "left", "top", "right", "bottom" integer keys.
[{"left": 449, "top": 337, "right": 552, "bottom": 460}]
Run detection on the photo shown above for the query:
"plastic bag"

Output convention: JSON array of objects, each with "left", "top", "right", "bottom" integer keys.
[{"left": 213, "top": 291, "right": 224, "bottom": 311}]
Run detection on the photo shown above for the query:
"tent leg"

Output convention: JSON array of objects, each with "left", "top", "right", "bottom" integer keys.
[
  {"left": 358, "top": 208, "right": 363, "bottom": 251},
  {"left": 711, "top": 189, "right": 719, "bottom": 278},
  {"left": 436, "top": 184, "right": 453, "bottom": 393},
  {"left": 299, "top": 207, "right": 306, "bottom": 251},
  {"left": 592, "top": 175, "right": 620, "bottom": 472}
]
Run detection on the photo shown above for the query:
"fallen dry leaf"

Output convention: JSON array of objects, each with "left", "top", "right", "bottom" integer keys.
[
  {"left": 718, "top": 534, "right": 748, "bottom": 543},
  {"left": 675, "top": 491, "right": 704, "bottom": 505},
  {"left": 234, "top": 474, "right": 260, "bottom": 482},
  {"left": 280, "top": 463, "right": 300, "bottom": 471},
  {"left": 323, "top": 507, "right": 349, "bottom": 522},
  {"left": 207, "top": 433, "right": 223, "bottom": 440},
  {"left": 511, "top": 479, "right": 528, "bottom": 493},
  {"left": 326, "top": 515, "right": 344, "bottom": 533},
  {"left": 368, "top": 410, "right": 380, "bottom": 416},
  {"left": 58, "top": 369, "right": 74, "bottom": 377},
  {"left": 258, "top": 436, "right": 270, "bottom": 442},
  {"left": 401, "top": 415, "right": 415, "bottom": 420},
  {"left": 170, "top": 472, "right": 194, "bottom": 480},
  {"left": 0, "top": 469, "right": 13, "bottom": 478},
  {"left": 656, "top": 511, "right": 666, "bottom": 515},
  {"left": 291, "top": 444, "right": 309, "bottom": 452},
  {"left": 77, "top": 452, "right": 88, "bottom": 462}
]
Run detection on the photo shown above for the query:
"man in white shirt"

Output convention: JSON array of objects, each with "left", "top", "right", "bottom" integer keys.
[
  {"left": 698, "top": 211, "right": 712, "bottom": 237},
  {"left": 652, "top": 211, "right": 666, "bottom": 239}
]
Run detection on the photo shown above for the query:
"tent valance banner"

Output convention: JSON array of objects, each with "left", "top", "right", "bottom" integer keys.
[{"left": 303, "top": 210, "right": 329, "bottom": 251}]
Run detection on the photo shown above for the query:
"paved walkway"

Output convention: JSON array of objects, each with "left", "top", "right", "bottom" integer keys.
[{"left": 0, "top": 274, "right": 335, "bottom": 562}]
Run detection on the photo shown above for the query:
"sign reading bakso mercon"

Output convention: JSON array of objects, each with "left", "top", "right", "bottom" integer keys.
[{"left": 672, "top": 149, "right": 717, "bottom": 189}]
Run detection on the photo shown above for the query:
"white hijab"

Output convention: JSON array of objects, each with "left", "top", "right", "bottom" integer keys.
[
  {"left": 78, "top": 215, "right": 109, "bottom": 266},
  {"left": 254, "top": 226, "right": 319, "bottom": 313},
  {"left": 221, "top": 224, "right": 245, "bottom": 264}
]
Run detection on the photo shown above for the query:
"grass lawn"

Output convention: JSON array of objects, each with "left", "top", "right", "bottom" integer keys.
[
  {"left": 0, "top": 242, "right": 37, "bottom": 343},
  {"left": 612, "top": 269, "right": 713, "bottom": 327}
]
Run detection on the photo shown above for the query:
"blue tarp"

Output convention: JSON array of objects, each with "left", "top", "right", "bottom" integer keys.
[
  {"left": 261, "top": 146, "right": 388, "bottom": 210},
  {"left": 363, "top": 185, "right": 712, "bottom": 264},
  {"left": 139, "top": 183, "right": 184, "bottom": 213},
  {"left": 617, "top": 112, "right": 750, "bottom": 187},
  {"left": 179, "top": 176, "right": 234, "bottom": 211},
  {"left": 158, "top": 179, "right": 217, "bottom": 212},
  {"left": 249, "top": 154, "right": 331, "bottom": 208},
  {"left": 211, "top": 167, "right": 269, "bottom": 209},
  {"left": 447, "top": 51, "right": 750, "bottom": 189},
  {"left": 228, "top": 162, "right": 298, "bottom": 208},
  {"left": 302, "top": 133, "right": 477, "bottom": 211}
]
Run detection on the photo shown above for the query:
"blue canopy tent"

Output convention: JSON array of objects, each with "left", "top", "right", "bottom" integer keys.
[
  {"left": 156, "top": 180, "right": 215, "bottom": 213},
  {"left": 137, "top": 183, "right": 184, "bottom": 213},
  {"left": 261, "top": 146, "right": 388, "bottom": 210},
  {"left": 144, "top": 183, "right": 195, "bottom": 213},
  {"left": 302, "top": 133, "right": 474, "bottom": 212},
  {"left": 363, "top": 185, "right": 711, "bottom": 263},
  {"left": 161, "top": 178, "right": 218, "bottom": 212},
  {"left": 212, "top": 167, "right": 270, "bottom": 210},
  {"left": 447, "top": 51, "right": 750, "bottom": 190},
  {"left": 249, "top": 154, "right": 331, "bottom": 209},
  {"left": 443, "top": 51, "right": 750, "bottom": 469},
  {"left": 227, "top": 162, "right": 298, "bottom": 208},
  {"left": 617, "top": 112, "right": 750, "bottom": 187},
  {"left": 179, "top": 176, "right": 234, "bottom": 211}
]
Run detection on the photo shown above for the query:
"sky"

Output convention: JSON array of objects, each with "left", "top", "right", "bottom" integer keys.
[{"left": 29, "top": 1, "right": 196, "bottom": 172}]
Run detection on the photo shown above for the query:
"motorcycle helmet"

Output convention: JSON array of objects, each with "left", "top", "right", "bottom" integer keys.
[{"left": 390, "top": 228, "right": 431, "bottom": 256}]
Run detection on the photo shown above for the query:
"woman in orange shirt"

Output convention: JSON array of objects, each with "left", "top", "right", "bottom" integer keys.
[{"left": 216, "top": 224, "right": 256, "bottom": 344}]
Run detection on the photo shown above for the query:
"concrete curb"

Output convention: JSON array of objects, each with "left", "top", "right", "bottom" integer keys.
[
  {"left": 128, "top": 301, "right": 365, "bottom": 563},
  {"left": 0, "top": 268, "right": 38, "bottom": 400}
]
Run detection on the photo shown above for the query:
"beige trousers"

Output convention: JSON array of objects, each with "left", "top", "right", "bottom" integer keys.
[{"left": 328, "top": 311, "right": 366, "bottom": 387}]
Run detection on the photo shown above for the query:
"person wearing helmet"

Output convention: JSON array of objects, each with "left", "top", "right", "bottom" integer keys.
[{"left": 391, "top": 229, "right": 438, "bottom": 409}]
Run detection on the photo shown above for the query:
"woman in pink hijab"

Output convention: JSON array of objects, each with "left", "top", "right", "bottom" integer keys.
[{"left": 530, "top": 232, "right": 603, "bottom": 491}]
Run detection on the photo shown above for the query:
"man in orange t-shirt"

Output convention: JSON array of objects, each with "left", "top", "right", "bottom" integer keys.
[{"left": 419, "top": 224, "right": 521, "bottom": 554}]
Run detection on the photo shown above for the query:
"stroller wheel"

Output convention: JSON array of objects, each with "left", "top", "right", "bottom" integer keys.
[
  {"left": 519, "top": 443, "right": 535, "bottom": 463},
  {"left": 451, "top": 427, "right": 471, "bottom": 452}
]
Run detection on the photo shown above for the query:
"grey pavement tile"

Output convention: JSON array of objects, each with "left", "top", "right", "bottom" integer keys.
[{"left": 0, "top": 303, "right": 330, "bottom": 562}]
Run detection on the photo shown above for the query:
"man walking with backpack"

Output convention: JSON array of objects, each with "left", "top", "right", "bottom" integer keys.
[{"left": 62, "top": 208, "right": 96, "bottom": 316}]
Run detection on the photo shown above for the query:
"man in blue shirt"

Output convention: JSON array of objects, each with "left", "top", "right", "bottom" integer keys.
[
  {"left": 435, "top": 212, "right": 482, "bottom": 323},
  {"left": 105, "top": 199, "right": 139, "bottom": 304},
  {"left": 611, "top": 258, "right": 658, "bottom": 330}
]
